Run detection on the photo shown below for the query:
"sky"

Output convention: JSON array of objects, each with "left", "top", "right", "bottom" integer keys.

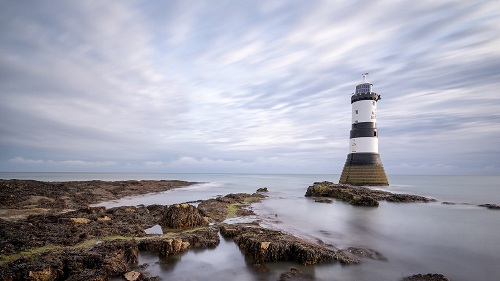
[{"left": 1, "top": 0, "right": 499, "bottom": 176}]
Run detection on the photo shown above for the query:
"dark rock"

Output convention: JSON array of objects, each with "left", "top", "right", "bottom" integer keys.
[
  {"left": 220, "top": 223, "right": 359, "bottom": 265},
  {"left": 345, "top": 247, "right": 387, "bottom": 261},
  {"left": 305, "top": 181, "right": 434, "bottom": 207},
  {"left": 257, "top": 187, "right": 269, "bottom": 192},
  {"left": 478, "top": 203, "right": 500, "bottom": 210},
  {"left": 160, "top": 203, "right": 208, "bottom": 230},
  {"left": 314, "top": 198, "right": 333, "bottom": 203},
  {"left": 401, "top": 273, "right": 450, "bottom": 281},
  {"left": 441, "top": 202, "right": 456, "bottom": 205},
  {"left": 278, "top": 268, "right": 314, "bottom": 281}
]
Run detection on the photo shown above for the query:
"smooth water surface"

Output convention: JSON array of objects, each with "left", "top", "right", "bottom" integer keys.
[{"left": 1, "top": 172, "right": 499, "bottom": 280}]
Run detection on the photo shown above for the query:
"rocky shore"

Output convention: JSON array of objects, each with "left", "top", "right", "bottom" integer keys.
[
  {"left": 0, "top": 179, "right": 198, "bottom": 219},
  {"left": 0, "top": 179, "right": 450, "bottom": 280}
]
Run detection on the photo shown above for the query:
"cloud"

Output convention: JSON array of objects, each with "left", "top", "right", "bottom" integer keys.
[
  {"left": 9, "top": 157, "right": 117, "bottom": 167},
  {"left": 1, "top": 1, "right": 499, "bottom": 175}
]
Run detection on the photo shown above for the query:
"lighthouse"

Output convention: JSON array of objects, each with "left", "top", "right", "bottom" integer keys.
[{"left": 339, "top": 73, "right": 389, "bottom": 186}]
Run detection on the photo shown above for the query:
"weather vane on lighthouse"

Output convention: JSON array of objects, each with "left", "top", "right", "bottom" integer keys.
[
  {"left": 339, "top": 73, "right": 389, "bottom": 186},
  {"left": 362, "top": 72, "right": 369, "bottom": 82}
]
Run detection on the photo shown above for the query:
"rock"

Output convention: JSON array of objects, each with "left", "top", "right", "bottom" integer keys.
[
  {"left": 305, "top": 181, "right": 434, "bottom": 207},
  {"left": 401, "top": 273, "right": 450, "bottom": 281},
  {"left": 345, "top": 247, "right": 387, "bottom": 261},
  {"left": 314, "top": 198, "right": 333, "bottom": 203},
  {"left": 1, "top": 240, "right": 138, "bottom": 280},
  {"left": 278, "top": 268, "right": 314, "bottom": 281},
  {"left": 257, "top": 187, "right": 268, "bottom": 192},
  {"left": 198, "top": 193, "right": 265, "bottom": 222},
  {"left": 159, "top": 238, "right": 190, "bottom": 257},
  {"left": 70, "top": 217, "right": 91, "bottom": 224},
  {"left": 124, "top": 271, "right": 141, "bottom": 281},
  {"left": 0, "top": 179, "right": 198, "bottom": 211},
  {"left": 220, "top": 223, "right": 359, "bottom": 265},
  {"left": 139, "top": 227, "right": 220, "bottom": 255},
  {"left": 160, "top": 204, "right": 208, "bottom": 230},
  {"left": 93, "top": 240, "right": 139, "bottom": 276},
  {"left": 478, "top": 203, "right": 500, "bottom": 210},
  {"left": 28, "top": 267, "right": 58, "bottom": 281}
]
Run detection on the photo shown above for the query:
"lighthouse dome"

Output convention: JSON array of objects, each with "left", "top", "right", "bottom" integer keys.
[{"left": 355, "top": 82, "right": 372, "bottom": 94}]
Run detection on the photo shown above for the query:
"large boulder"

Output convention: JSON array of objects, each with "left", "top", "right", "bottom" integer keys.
[{"left": 160, "top": 203, "right": 208, "bottom": 230}]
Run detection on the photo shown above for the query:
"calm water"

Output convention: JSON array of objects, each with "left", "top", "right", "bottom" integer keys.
[{"left": 1, "top": 172, "right": 499, "bottom": 281}]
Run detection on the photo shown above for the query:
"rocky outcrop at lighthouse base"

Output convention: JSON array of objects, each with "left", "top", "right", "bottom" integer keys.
[{"left": 305, "top": 181, "right": 435, "bottom": 207}]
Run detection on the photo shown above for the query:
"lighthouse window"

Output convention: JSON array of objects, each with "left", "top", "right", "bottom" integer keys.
[
  {"left": 374, "top": 131, "right": 377, "bottom": 136},
  {"left": 355, "top": 110, "right": 358, "bottom": 114}
]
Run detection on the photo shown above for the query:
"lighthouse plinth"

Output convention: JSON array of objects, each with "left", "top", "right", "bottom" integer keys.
[{"left": 339, "top": 75, "right": 389, "bottom": 186}]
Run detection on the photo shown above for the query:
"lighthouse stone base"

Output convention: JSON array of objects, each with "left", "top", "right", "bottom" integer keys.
[{"left": 339, "top": 153, "right": 389, "bottom": 186}]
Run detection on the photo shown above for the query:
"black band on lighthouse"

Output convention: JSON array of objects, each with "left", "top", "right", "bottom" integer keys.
[
  {"left": 350, "top": 128, "right": 378, "bottom": 138},
  {"left": 351, "top": 92, "right": 381, "bottom": 104},
  {"left": 344, "top": 153, "right": 383, "bottom": 166}
]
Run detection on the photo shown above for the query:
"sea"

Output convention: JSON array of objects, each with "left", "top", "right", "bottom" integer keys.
[{"left": 1, "top": 172, "right": 499, "bottom": 281}]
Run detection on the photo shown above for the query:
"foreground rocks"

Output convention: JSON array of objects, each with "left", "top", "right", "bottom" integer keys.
[
  {"left": 305, "top": 181, "right": 435, "bottom": 207},
  {"left": 0, "top": 188, "right": 269, "bottom": 280},
  {"left": 0, "top": 205, "right": 166, "bottom": 255},
  {"left": 1, "top": 239, "right": 139, "bottom": 281},
  {"left": 220, "top": 223, "right": 359, "bottom": 265},
  {"left": 1, "top": 226, "right": 221, "bottom": 281}
]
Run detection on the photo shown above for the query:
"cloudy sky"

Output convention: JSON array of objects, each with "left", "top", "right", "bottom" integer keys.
[{"left": 1, "top": 0, "right": 499, "bottom": 175}]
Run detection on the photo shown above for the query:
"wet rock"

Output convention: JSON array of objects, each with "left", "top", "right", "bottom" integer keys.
[
  {"left": 139, "top": 227, "right": 220, "bottom": 255},
  {"left": 257, "top": 187, "right": 269, "bottom": 192},
  {"left": 220, "top": 223, "right": 359, "bottom": 265},
  {"left": 159, "top": 238, "right": 190, "bottom": 257},
  {"left": 278, "top": 268, "right": 314, "bottom": 281},
  {"left": 441, "top": 202, "right": 456, "bottom": 205},
  {"left": 124, "top": 271, "right": 141, "bottom": 281},
  {"left": 401, "top": 273, "right": 450, "bottom": 281},
  {"left": 198, "top": 193, "right": 265, "bottom": 222},
  {"left": 305, "top": 181, "right": 434, "bottom": 207},
  {"left": 94, "top": 239, "right": 139, "bottom": 276},
  {"left": 160, "top": 204, "right": 208, "bottom": 230},
  {"left": 478, "top": 203, "right": 500, "bottom": 210},
  {"left": 345, "top": 247, "right": 387, "bottom": 261},
  {"left": 314, "top": 198, "right": 333, "bottom": 203}
]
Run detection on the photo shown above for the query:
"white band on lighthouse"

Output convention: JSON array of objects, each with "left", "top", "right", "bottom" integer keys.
[
  {"left": 352, "top": 100, "right": 376, "bottom": 124},
  {"left": 350, "top": 137, "right": 378, "bottom": 153}
]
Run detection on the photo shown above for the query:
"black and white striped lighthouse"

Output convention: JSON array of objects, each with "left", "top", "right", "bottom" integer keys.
[{"left": 339, "top": 73, "right": 389, "bottom": 186}]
